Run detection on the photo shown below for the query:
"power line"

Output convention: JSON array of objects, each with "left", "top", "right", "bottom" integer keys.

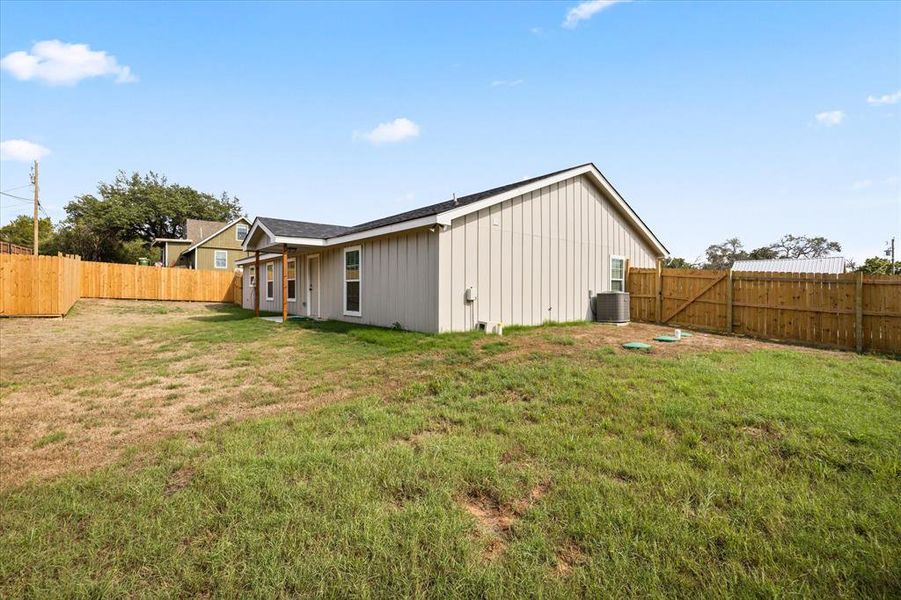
[
  {"left": 1, "top": 184, "right": 33, "bottom": 194},
  {"left": 0, "top": 191, "right": 33, "bottom": 203}
]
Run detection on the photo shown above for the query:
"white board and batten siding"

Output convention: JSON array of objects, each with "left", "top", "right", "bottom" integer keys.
[
  {"left": 436, "top": 174, "right": 659, "bottom": 332},
  {"left": 242, "top": 173, "right": 660, "bottom": 333},
  {"left": 242, "top": 230, "right": 439, "bottom": 332}
]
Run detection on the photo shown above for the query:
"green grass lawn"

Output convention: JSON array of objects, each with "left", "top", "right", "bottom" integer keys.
[{"left": 1, "top": 304, "right": 899, "bottom": 598}]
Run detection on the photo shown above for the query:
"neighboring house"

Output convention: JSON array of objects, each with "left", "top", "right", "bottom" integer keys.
[
  {"left": 731, "top": 257, "right": 846, "bottom": 274},
  {"left": 238, "top": 163, "right": 667, "bottom": 333},
  {"left": 153, "top": 217, "right": 252, "bottom": 270}
]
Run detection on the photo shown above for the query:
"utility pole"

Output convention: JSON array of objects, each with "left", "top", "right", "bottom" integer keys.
[
  {"left": 891, "top": 237, "right": 896, "bottom": 276},
  {"left": 31, "top": 160, "right": 39, "bottom": 255}
]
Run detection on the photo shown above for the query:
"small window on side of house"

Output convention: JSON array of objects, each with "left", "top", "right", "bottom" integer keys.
[
  {"left": 287, "top": 259, "right": 296, "bottom": 301},
  {"left": 249, "top": 265, "right": 256, "bottom": 287},
  {"left": 610, "top": 256, "right": 625, "bottom": 292},
  {"left": 266, "top": 263, "right": 274, "bottom": 299},
  {"left": 214, "top": 250, "right": 228, "bottom": 269},
  {"left": 236, "top": 223, "right": 249, "bottom": 241},
  {"left": 343, "top": 246, "right": 361, "bottom": 316}
]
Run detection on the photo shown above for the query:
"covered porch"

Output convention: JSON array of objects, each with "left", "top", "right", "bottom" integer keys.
[{"left": 241, "top": 220, "right": 338, "bottom": 322}]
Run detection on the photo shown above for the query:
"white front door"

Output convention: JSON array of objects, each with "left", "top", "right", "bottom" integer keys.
[{"left": 307, "top": 255, "right": 320, "bottom": 318}]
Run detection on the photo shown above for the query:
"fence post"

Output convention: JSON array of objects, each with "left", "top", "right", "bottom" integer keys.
[
  {"left": 726, "top": 270, "right": 733, "bottom": 333},
  {"left": 855, "top": 271, "right": 864, "bottom": 353},
  {"left": 655, "top": 259, "right": 663, "bottom": 323}
]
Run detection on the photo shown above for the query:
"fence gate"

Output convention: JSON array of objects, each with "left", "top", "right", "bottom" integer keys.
[{"left": 627, "top": 264, "right": 900, "bottom": 354}]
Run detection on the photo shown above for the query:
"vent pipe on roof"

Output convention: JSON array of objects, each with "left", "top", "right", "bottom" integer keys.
[{"left": 453, "top": 193, "right": 458, "bottom": 205}]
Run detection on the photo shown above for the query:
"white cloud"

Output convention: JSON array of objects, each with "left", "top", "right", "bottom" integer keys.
[
  {"left": 354, "top": 118, "right": 420, "bottom": 145},
  {"left": 867, "top": 90, "right": 901, "bottom": 106},
  {"left": 490, "top": 79, "right": 524, "bottom": 87},
  {"left": 0, "top": 139, "right": 51, "bottom": 162},
  {"left": 563, "top": 0, "right": 631, "bottom": 28},
  {"left": 851, "top": 180, "right": 872, "bottom": 190},
  {"left": 815, "top": 110, "right": 845, "bottom": 126},
  {"left": 0, "top": 40, "right": 136, "bottom": 85}
]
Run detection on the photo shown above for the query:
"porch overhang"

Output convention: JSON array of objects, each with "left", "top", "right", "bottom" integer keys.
[{"left": 242, "top": 215, "right": 447, "bottom": 253}]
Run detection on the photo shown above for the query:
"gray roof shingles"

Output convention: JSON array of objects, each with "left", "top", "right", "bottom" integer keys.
[{"left": 257, "top": 217, "right": 351, "bottom": 239}]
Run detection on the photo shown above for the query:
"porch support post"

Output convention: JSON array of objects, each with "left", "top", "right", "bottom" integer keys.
[
  {"left": 282, "top": 244, "right": 288, "bottom": 322},
  {"left": 254, "top": 251, "right": 260, "bottom": 317}
]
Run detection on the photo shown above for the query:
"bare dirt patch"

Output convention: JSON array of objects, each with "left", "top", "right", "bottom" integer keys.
[
  {"left": 554, "top": 540, "right": 585, "bottom": 576},
  {"left": 164, "top": 465, "right": 195, "bottom": 496},
  {"left": 740, "top": 424, "right": 781, "bottom": 440},
  {"left": 460, "top": 481, "right": 550, "bottom": 561}
]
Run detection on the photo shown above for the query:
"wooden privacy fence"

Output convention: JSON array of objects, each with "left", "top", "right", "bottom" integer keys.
[
  {"left": 628, "top": 266, "right": 901, "bottom": 354},
  {"left": 0, "top": 253, "right": 239, "bottom": 317},
  {"left": 81, "top": 261, "right": 236, "bottom": 302},
  {"left": 0, "top": 254, "right": 81, "bottom": 317}
]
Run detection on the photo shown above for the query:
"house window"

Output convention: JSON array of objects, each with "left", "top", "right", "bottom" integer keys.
[
  {"left": 610, "top": 256, "right": 625, "bottom": 292},
  {"left": 214, "top": 250, "right": 228, "bottom": 269},
  {"left": 343, "top": 246, "right": 361, "bottom": 316},
  {"left": 236, "top": 223, "right": 249, "bottom": 241},
  {"left": 249, "top": 265, "right": 256, "bottom": 288},
  {"left": 287, "top": 259, "right": 296, "bottom": 302},
  {"left": 266, "top": 263, "right": 275, "bottom": 300}
]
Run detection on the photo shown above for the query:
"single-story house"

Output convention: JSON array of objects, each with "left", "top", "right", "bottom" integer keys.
[
  {"left": 153, "top": 217, "right": 252, "bottom": 270},
  {"left": 238, "top": 163, "right": 668, "bottom": 332},
  {"left": 731, "top": 257, "right": 846, "bottom": 274}
]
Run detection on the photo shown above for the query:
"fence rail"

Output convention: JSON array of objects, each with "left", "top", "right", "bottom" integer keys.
[
  {"left": 628, "top": 266, "right": 900, "bottom": 354},
  {"left": 0, "top": 254, "right": 238, "bottom": 317}
]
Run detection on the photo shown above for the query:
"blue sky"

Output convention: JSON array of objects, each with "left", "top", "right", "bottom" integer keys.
[{"left": 1, "top": 0, "right": 899, "bottom": 263}]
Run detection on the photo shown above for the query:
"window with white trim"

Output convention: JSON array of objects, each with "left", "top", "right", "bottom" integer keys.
[
  {"left": 214, "top": 250, "right": 228, "bottom": 269},
  {"left": 236, "top": 223, "right": 249, "bottom": 241},
  {"left": 343, "top": 246, "right": 361, "bottom": 316},
  {"left": 610, "top": 256, "right": 625, "bottom": 292},
  {"left": 248, "top": 265, "right": 256, "bottom": 288},
  {"left": 287, "top": 259, "right": 296, "bottom": 302},
  {"left": 266, "top": 263, "right": 275, "bottom": 300}
]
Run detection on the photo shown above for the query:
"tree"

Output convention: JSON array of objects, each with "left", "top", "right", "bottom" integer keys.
[
  {"left": 54, "top": 171, "right": 243, "bottom": 262},
  {"left": 0, "top": 215, "right": 54, "bottom": 250},
  {"left": 767, "top": 234, "right": 841, "bottom": 259},
  {"left": 703, "top": 238, "right": 747, "bottom": 269},
  {"left": 748, "top": 246, "right": 778, "bottom": 260},
  {"left": 856, "top": 257, "right": 894, "bottom": 274},
  {"left": 663, "top": 257, "right": 695, "bottom": 269}
]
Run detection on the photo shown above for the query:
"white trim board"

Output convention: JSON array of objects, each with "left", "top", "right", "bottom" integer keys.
[
  {"left": 234, "top": 252, "right": 281, "bottom": 266},
  {"left": 342, "top": 245, "right": 362, "bottom": 317}
]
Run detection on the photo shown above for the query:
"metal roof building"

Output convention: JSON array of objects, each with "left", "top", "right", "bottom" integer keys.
[{"left": 731, "top": 257, "right": 846, "bottom": 274}]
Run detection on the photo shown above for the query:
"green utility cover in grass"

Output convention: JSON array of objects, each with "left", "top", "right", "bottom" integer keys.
[
  {"left": 622, "top": 342, "right": 651, "bottom": 350},
  {"left": 654, "top": 335, "right": 681, "bottom": 342}
]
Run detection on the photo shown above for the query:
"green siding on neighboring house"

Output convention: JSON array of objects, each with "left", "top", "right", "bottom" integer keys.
[
  {"left": 162, "top": 241, "right": 192, "bottom": 267},
  {"left": 194, "top": 247, "right": 250, "bottom": 270},
  {"left": 203, "top": 222, "right": 250, "bottom": 251},
  {"left": 175, "top": 219, "right": 251, "bottom": 270}
]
